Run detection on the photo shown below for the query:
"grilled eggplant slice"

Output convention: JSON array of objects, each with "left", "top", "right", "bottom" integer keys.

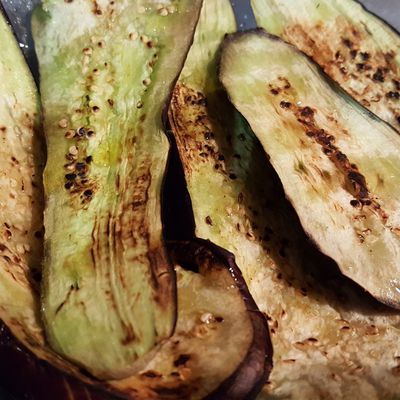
[
  {"left": 0, "top": 239, "right": 270, "bottom": 400},
  {"left": 0, "top": 2, "right": 269, "bottom": 398},
  {"left": 0, "top": 5, "right": 48, "bottom": 380},
  {"left": 0, "top": 7, "right": 117, "bottom": 395},
  {"left": 32, "top": 0, "right": 202, "bottom": 379},
  {"left": 109, "top": 239, "right": 271, "bottom": 400},
  {"left": 220, "top": 29, "right": 400, "bottom": 307},
  {"left": 251, "top": 0, "right": 400, "bottom": 131},
  {"left": 169, "top": 10, "right": 400, "bottom": 398}
]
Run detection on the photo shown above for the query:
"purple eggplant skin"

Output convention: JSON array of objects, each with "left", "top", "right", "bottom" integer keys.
[
  {"left": 168, "top": 239, "right": 273, "bottom": 400},
  {"left": 0, "top": 324, "right": 119, "bottom": 400}
]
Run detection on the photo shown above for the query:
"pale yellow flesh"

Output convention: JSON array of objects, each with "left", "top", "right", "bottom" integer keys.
[
  {"left": 251, "top": 0, "right": 400, "bottom": 131},
  {"left": 109, "top": 263, "right": 253, "bottom": 400},
  {"left": 33, "top": 0, "right": 202, "bottom": 379},
  {"left": 220, "top": 31, "right": 400, "bottom": 307},
  {"left": 0, "top": 8, "right": 48, "bottom": 366},
  {"left": 169, "top": 7, "right": 400, "bottom": 399}
]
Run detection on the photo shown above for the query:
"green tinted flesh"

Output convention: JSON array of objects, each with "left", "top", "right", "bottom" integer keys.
[{"left": 33, "top": 0, "right": 201, "bottom": 379}]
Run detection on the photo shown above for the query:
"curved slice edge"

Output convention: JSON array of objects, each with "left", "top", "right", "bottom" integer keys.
[{"left": 168, "top": 239, "right": 273, "bottom": 400}]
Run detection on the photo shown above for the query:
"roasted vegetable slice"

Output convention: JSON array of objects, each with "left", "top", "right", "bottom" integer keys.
[
  {"left": 219, "top": 29, "right": 400, "bottom": 307},
  {"left": 32, "top": 0, "right": 202, "bottom": 379},
  {"left": 251, "top": 0, "right": 400, "bottom": 131},
  {"left": 0, "top": 5, "right": 48, "bottom": 380},
  {"left": 0, "top": 7, "right": 115, "bottom": 395},
  {"left": 169, "top": 10, "right": 400, "bottom": 398},
  {"left": 109, "top": 240, "right": 271, "bottom": 400},
  {"left": 0, "top": 240, "right": 270, "bottom": 400}
]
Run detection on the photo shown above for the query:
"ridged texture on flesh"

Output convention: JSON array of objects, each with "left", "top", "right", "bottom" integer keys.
[
  {"left": 0, "top": 8, "right": 120, "bottom": 392},
  {"left": 32, "top": 0, "right": 202, "bottom": 379},
  {"left": 169, "top": 8, "right": 400, "bottom": 399},
  {"left": 251, "top": 0, "right": 400, "bottom": 131}
]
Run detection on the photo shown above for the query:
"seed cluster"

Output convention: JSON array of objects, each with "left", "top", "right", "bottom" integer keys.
[
  {"left": 337, "top": 36, "right": 400, "bottom": 119},
  {"left": 61, "top": 122, "right": 95, "bottom": 203}
]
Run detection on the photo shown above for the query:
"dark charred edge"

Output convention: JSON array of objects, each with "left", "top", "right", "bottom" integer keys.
[
  {"left": 218, "top": 29, "right": 400, "bottom": 309},
  {"left": 354, "top": 0, "right": 400, "bottom": 37},
  {"left": 160, "top": 0, "right": 204, "bottom": 129},
  {"left": 0, "top": 323, "right": 125, "bottom": 400},
  {"left": 0, "top": 1, "right": 40, "bottom": 84},
  {"left": 219, "top": 28, "right": 400, "bottom": 133},
  {"left": 168, "top": 239, "right": 273, "bottom": 400},
  {"left": 203, "top": 240, "right": 272, "bottom": 400}
]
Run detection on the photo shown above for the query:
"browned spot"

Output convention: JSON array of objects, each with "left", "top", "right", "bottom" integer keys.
[
  {"left": 279, "top": 103, "right": 390, "bottom": 222},
  {"left": 282, "top": 359, "right": 296, "bottom": 364},
  {"left": 168, "top": 83, "right": 233, "bottom": 179},
  {"left": 140, "top": 370, "right": 162, "bottom": 379},
  {"left": 392, "top": 366, "right": 400, "bottom": 376},
  {"left": 92, "top": 0, "right": 102, "bottom": 14},
  {"left": 121, "top": 323, "right": 136, "bottom": 345},
  {"left": 173, "top": 354, "right": 191, "bottom": 367},
  {"left": 55, "top": 284, "right": 77, "bottom": 315},
  {"left": 283, "top": 20, "right": 400, "bottom": 130}
]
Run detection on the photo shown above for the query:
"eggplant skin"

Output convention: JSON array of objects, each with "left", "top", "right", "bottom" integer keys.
[{"left": 168, "top": 239, "right": 273, "bottom": 400}]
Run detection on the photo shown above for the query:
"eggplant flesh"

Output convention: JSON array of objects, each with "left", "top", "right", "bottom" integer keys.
[
  {"left": 251, "top": 0, "right": 400, "bottom": 132},
  {"left": 0, "top": 239, "right": 270, "bottom": 400},
  {"left": 32, "top": 0, "right": 202, "bottom": 379},
  {"left": 169, "top": 6, "right": 400, "bottom": 399},
  {"left": 0, "top": 6, "right": 49, "bottom": 381},
  {"left": 220, "top": 29, "right": 400, "bottom": 308},
  {"left": 0, "top": 2, "right": 270, "bottom": 397}
]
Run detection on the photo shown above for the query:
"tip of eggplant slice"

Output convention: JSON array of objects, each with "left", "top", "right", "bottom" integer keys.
[{"left": 168, "top": 239, "right": 273, "bottom": 400}]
